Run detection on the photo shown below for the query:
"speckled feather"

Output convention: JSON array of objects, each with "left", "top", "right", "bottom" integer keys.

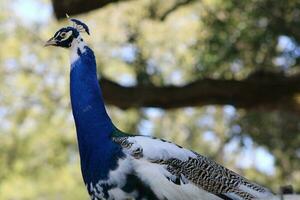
[{"left": 112, "top": 136, "right": 273, "bottom": 200}]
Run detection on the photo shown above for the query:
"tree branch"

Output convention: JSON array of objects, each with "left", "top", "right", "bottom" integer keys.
[
  {"left": 101, "top": 73, "right": 300, "bottom": 112},
  {"left": 159, "top": 0, "right": 197, "bottom": 21},
  {"left": 52, "top": 0, "right": 131, "bottom": 19},
  {"left": 52, "top": 0, "right": 197, "bottom": 20}
]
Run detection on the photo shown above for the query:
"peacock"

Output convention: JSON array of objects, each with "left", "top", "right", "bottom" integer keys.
[{"left": 45, "top": 18, "right": 276, "bottom": 200}]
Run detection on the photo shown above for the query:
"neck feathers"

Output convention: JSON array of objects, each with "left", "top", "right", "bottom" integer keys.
[
  {"left": 68, "top": 36, "right": 123, "bottom": 184},
  {"left": 69, "top": 40, "right": 113, "bottom": 139},
  {"left": 70, "top": 36, "right": 87, "bottom": 65}
]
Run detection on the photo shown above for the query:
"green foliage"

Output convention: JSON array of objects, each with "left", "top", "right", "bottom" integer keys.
[
  {"left": 0, "top": 0, "right": 299, "bottom": 199},
  {"left": 237, "top": 110, "right": 300, "bottom": 188}
]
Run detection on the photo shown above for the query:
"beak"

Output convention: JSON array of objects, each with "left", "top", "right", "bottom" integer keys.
[{"left": 44, "top": 37, "right": 57, "bottom": 47}]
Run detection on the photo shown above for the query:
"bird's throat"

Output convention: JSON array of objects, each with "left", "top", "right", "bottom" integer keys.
[
  {"left": 69, "top": 44, "right": 123, "bottom": 184},
  {"left": 69, "top": 45, "right": 113, "bottom": 141}
]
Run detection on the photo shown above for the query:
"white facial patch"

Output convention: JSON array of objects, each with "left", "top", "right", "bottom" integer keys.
[{"left": 70, "top": 36, "right": 87, "bottom": 65}]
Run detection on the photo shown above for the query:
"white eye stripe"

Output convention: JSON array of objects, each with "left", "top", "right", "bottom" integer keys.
[{"left": 60, "top": 30, "right": 73, "bottom": 41}]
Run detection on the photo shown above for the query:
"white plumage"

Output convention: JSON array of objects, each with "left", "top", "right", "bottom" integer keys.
[{"left": 113, "top": 135, "right": 275, "bottom": 200}]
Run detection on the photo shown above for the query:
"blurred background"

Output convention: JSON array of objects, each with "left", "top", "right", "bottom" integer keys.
[{"left": 1, "top": 0, "right": 300, "bottom": 199}]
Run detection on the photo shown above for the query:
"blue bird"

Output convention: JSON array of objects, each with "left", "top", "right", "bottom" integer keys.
[{"left": 45, "top": 19, "right": 276, "bottom": 200}]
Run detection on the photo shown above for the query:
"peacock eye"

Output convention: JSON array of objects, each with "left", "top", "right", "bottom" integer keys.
[{"left": 60, "top": 32, "right": 66, "bottom": 38}]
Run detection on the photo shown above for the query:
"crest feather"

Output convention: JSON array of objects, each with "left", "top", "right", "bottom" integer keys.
[{"left": 66, "top": 14, "right": 90, "bottom": 35}]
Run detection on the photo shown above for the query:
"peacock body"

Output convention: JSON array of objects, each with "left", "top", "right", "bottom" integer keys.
[{"left": 45, "top": 19, "right": 275, "bottom": 200}]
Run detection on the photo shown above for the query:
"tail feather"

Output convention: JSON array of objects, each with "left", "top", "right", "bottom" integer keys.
[
  {"left": 217, "top": 193, "right": 239, "bottom": 200},
  {"left": 219, "top": 182, "right": 275, "bottom": 200},
  {"left": 238, "top": 183, "right": 274, "bottom": 199}
]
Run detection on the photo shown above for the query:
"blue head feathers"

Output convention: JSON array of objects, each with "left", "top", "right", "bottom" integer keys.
[{"left": 45, "top": 17, "right": 89, "bottom": 48}]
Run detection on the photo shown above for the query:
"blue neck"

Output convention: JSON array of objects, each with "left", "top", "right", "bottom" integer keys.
[
  {"left": 70, "top": 46, "right": 122, "bottom": 184},
  {"left": 70, "top": 46, "right": 113, "bottom": 137}
]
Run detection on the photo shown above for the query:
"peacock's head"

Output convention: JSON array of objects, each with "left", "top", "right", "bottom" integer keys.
[{"left": 45, "top": 17, "right": 90, "bottom": 48}]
